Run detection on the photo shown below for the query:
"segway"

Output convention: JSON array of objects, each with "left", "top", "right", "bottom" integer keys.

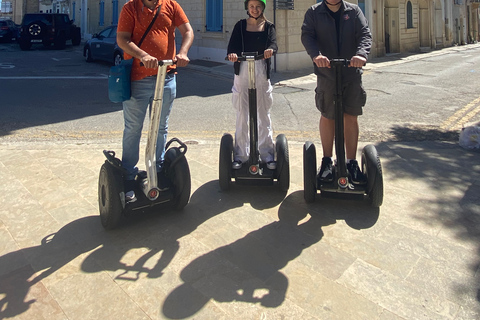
[
  {"left": 98, "top": 60, "right": 191, "bottom": 229},
  {"left": 303, "top": 59, "right": 383, "bottom": 207},
  {"left": 219, "top": 52, "right": 289, "bottom": 191}
]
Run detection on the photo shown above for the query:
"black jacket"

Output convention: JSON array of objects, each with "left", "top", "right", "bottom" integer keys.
[
  {"left": 227, "top": 19, "right": 278, "bottom": 79},
  {"left": 301, "top": 1, "right": 372, "bottom": 80}
]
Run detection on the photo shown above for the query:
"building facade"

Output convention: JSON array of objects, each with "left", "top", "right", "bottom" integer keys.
[{"left": 8, "top": 0, "right": 480, "bottom": 70}]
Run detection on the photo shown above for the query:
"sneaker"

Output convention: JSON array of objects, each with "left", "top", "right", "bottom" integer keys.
[
  {"left": 347, "top": 160, "right": 367, "bottom": 185},
  {"left": 318, "top": 157, "right": 333, "bottom": 182},
  {"left": 232, "top": 160, "right": 242, "bottom": 169},
  {"left": 124, "top": 179, "right": 137, "bottom": 203},
  {"left": 266, "top": 161, "right": 276, "bottom": 170},
  {"left": 157, "top": 172, "right": 170, "bottom": 191}
]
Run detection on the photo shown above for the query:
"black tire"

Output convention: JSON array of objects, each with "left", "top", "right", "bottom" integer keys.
[
  {"left": 72, "top": 28, "right": 81, "bottom": 46},
  {"left": 219, "top": 133, "right": 233, "bottom": 191},
  {"left": 113, "top": 51, "right": 123, "bottom": 66},
  {"left": 54, "top": 33, "right": 66, "bottom": 49},
  {"left": 303, "top": 141, "right": 317, "bottom": 203},
  {"left": 361, "top": 144, "right": 384, "bottom": 207},
  {"left": 98, "top": 162, "right": 125, "bottom": 229},
  {"left": 19, "top": 38, "right": 31, "bottom": 50},
  {"left": 85, "top": 47, "right": 93, "bottom": 62},
  {"left": 275, "top": 134, "right": 290, "bottom": 192},
  {"left": 165, "top": 148, "right": 191, "bottom": 210},
  {"left": 28, "top": 22, "right": 44, "bottom": 37}
]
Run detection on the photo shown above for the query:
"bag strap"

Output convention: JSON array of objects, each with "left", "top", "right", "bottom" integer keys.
[{"left": 138, "top": 4, "right": 161, "bottom": 48}]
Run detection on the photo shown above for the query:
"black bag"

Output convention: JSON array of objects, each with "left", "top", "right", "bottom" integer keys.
[{"left": 107, "top": 5, "right": 161, "bottom": 103}]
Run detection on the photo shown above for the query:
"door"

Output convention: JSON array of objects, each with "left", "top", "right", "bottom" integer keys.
[{"left": 385, "top": 7, "right": 400, "bottom": 53}]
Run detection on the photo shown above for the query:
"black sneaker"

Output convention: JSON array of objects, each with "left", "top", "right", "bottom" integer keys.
[
  {"left": 318, "top": 157, "right": 333, "bottom": 182},
  {"left": 347, "top": 160, "right": 367, "bottom": 185}
]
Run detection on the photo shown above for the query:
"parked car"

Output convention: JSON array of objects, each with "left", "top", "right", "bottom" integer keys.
[
  {"left": 18, "top": 13, "right": 81, "bottom": 50},
  {"left": 0, "top": 18, "right": 19, "bottom": 43},
  {"left": 84, "top": 25, "right": 123, "bottom": 66}
]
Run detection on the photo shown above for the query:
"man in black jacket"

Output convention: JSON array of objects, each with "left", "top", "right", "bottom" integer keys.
[{"left": 301, "top": 0, "right": 372, "bottom": 184}]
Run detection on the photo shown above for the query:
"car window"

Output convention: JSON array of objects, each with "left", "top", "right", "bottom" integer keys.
[
  {"left": 23, "top": 14, "right": 53, "bottom": 26},
  {"left": 0, "top": 21, "right": 6, "bottom": 27},
  {"left": 99, "top": 27, "right": 112, "bottom": 38},
  {"left": 110, "top": 28, "right": 117, "bottom": 38}
]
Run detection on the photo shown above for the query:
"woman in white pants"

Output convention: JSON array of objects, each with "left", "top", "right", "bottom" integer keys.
[{"left": 227, "top": 0, "right": 278, "bottom": 170}]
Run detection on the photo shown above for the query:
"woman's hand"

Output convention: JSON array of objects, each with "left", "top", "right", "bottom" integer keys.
[
  {"left": 227, "top": 53, "right": 238, "bottom": 62},
  {"left": 264, "top": 49, "right": 274, "bottom": 59}
]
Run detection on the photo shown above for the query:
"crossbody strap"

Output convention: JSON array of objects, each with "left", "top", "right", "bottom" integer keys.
[{"left": 138, "top": 4, "right": 162, "bottom": 48}]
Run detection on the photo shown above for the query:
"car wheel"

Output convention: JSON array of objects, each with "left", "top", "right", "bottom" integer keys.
[
  {"left": 72, "top": 28, "right": 81, "bottom": 46},
  {"left": 275, "top": 134, "right": 290, "bottom": 192},
  {"left": 19, "top": 37, "right": 31, "bottom": 50},
  {"left": 85, "top": 47, "right": 93, "bottom": 62},
  {"left": 361, "top": 144, "right": 384, "bottom": 207},
  {"left": 54, "top": 33, "right": 66, "bottom": 49},
  {"left": 28, "top": 22, "right": 44, "bottom": 37},
  {"left": 303, "top": 141, "right": 317, "bottom": 203},
  {"left": 113, "top": 51, "right": 123, "bottom": 66}
]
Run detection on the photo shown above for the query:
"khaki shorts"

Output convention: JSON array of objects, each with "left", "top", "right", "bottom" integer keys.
[{"left": 315, "top": 77, "right": 366, "bottom": 120}]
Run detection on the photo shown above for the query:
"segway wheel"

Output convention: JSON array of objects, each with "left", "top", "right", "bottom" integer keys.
[
  {"left": 303, "top": 141, "right": 317, "bottom": 203},
  {"left": 98, "top": 162, "right": 125, "bottom": 229},
  {"left": 219, "top": 133, "right": 234, "bottom": 190},
  {"left": 361, "top": 144, "right": 384, "bottom": 207},
  {"left": 165, "top": 148, "right": 191, "bottom": 210},
  {"left": 275, "top": 134, "right": 290, "bottom": 192}
]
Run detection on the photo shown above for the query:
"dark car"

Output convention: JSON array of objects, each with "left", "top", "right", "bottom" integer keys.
[
  {"left": 18, "top": 13, "right": 81, "bottom": 50},
  {"left": 0, "top": 19, "right": 19, "bottom": 43},
  {"left": 84, "top": 25, "right": 123, "bottom": 66}
]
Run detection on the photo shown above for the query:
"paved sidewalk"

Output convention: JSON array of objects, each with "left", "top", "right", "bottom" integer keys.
[
  {"left": 1, "top": 44, "right": 480, "bottom": 319},
  {"left": 0, "top": 138, "right": 479, "bottom": 319}
]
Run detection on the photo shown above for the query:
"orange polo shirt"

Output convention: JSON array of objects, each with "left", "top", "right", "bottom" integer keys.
[{"left": 117, "top": 0, "right": 189, "bottom": 81}]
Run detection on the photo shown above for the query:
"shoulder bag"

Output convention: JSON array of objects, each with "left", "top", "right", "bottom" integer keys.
[{"left": 108, "top": 5, "right": 162, "bottom": 103}]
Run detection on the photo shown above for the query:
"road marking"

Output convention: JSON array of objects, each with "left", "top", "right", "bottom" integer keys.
[
  {"left": 440, "top": 96, "right": 480, "bottom": 130},
  {"left": 0, "top": 76, "right": 108, "bottom": 80}
]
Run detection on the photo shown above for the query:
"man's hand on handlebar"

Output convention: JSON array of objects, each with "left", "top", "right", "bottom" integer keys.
[
  {"left": 140, "top": 54, "right": 158, "bottom": 69},
  {"left": 313, "top": 54, "right": 331, "bottom": 68},
  {"left": 349, "top": 55, "right": 367, "bottom": 68},
  {"left": 174, "top": 53, "right": 190, "bottom": 67}
]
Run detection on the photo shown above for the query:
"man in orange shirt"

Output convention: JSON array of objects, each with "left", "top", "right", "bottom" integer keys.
[{"left": 117, "top": 0, "right": 194, "bottom": 202}]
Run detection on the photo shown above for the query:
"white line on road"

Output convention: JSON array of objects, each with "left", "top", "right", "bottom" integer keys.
[{"left": 0, "top": 76, "right": 108, "bottom": 79}]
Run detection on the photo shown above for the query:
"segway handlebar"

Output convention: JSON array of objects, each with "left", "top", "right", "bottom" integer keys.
[
  {"left": 139, "top": 60, "right": 175, "bottom": 67},
  {"left": 225, "top": 52, "right": 266, "bottom": 61}
]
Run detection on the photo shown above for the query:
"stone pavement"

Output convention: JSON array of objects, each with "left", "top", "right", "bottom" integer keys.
[
  {"left": 1, "top": 138, "right": 479, "bottom": 319},
  {"left": 1, "top": 45, "right": 480, "bottom": 319}
]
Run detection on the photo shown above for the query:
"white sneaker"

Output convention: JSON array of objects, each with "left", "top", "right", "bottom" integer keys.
[
  {"left": 125, "top": 190, "right": 137, "bottom": 203},
  {"left": 266, "top": 161, "right": 276, "bottom": 170},
  {"left": 232, "top": 160, "right": 242, "bottom": 169}
]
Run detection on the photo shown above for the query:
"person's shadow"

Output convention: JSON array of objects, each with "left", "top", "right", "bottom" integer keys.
[
  {"left": 80, "top": 180, "right": 287, "bottom": 281},
  {"left": 161, "top": 191, "right": 342, "bottom": 318},
  {"left": 0, "top": 216, "right": 105, "bottom": 319}
]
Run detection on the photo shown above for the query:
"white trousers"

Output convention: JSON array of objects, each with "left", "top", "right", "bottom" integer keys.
[{"left": 232, "top": 60, "right": 274, "bottom": 163}]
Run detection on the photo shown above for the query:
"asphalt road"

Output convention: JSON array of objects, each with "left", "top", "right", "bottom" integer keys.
[{"left": 1, "top": 41, "right": 479, "bottom": 143}]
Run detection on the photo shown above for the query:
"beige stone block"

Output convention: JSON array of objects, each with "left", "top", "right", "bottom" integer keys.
[{"left": 338, "top": 259, "right": 460, "bottom": 319}]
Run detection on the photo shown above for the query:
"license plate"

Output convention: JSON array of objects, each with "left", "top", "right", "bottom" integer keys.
[{"left": 31, "top": 39, "right": 42, "bottom": 43}]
